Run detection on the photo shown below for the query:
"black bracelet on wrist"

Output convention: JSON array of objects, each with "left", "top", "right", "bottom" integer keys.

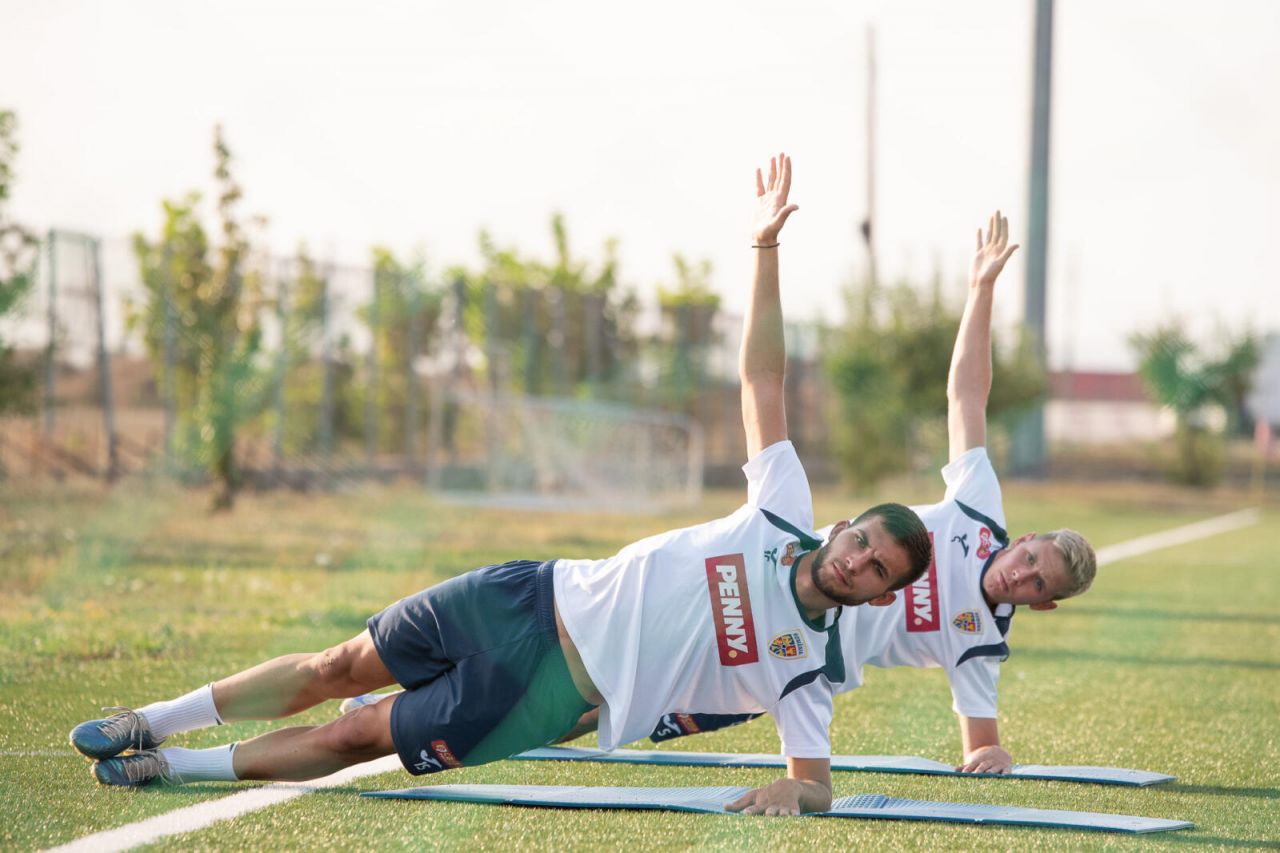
[{"left": 752, "top": 242, "right": 780, "bottom": 249}]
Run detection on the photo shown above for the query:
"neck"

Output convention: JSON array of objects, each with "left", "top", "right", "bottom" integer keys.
[{"left": 793, "top": 551, "right": 832, "bottom": 620}]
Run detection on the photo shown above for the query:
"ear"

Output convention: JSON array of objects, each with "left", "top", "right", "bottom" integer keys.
[
  {"left": 1012, "top": 531, "right": 1036, "bottom": 547},
  {"left": 1029, "top": 601, "right": 1058, "bottom": 611},
  {"left": 828, "top": 519, "right": 849, "bottom": 543},
  {"left": 867, "top": 591, "right": 896, "bottom": 607}
]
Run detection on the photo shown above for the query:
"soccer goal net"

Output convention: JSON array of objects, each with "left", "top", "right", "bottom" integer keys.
[{"left": 426, "top": 390, "right": 704, "bottom": 512}]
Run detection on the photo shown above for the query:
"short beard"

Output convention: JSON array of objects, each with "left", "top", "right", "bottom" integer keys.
[{"left": 808, "top": 542, "right": 863, "bottom": 607}]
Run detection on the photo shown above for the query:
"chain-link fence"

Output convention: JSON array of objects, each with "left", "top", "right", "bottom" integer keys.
[{"left": 2, "top": 230, "right": 837, "bottom": 504}]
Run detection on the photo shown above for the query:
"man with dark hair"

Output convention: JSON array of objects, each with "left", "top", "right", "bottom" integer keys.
[
  {"left": 589, "top": 212, "right": 1098, "bottom": 774},
  {"left": 71, "top": 153, "right": 929, "bottom": 817}
]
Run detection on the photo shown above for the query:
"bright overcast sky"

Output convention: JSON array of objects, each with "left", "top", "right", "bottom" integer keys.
[{"left": 3, "top": 0, "right": 1277, "bottom": 370}]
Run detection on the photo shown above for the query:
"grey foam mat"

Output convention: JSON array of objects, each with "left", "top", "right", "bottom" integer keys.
[
  {"left": 512, "top": 746, "right": 1174, "bottom": 786},
  {"left": 363, "top": 783, "right": 1192, "bottom": 834}
]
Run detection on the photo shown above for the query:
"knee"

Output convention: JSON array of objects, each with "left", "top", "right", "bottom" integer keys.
[
  {"left": 323, "top": 705, "right": 392, "bottom": 757},
  {"left": 311, "top": 643, "right": 353, "bottom": 687}
]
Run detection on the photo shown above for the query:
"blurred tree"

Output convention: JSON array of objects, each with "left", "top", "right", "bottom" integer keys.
[
  {"left": 128, "top": 126, "right": 265, "bottom": 509},
  {"left": 827, "top": 278, "right": 1043, "bottom": 488},
  {"left": 357, "top": 247, "right": 441, "bottom": 453},
  {"left": 275, "top": 245, "right": 349, "bottom": 454},
  {"left": 464, "top": 215, "right": 637, "bottom": 398},
  {"left": 657, "top": 253, "right": 720, "bottom": 413},
  {"left": 1210, "top": 330, "right": 1260, "bottom": 438},
  {"left": 0, "top": 110, "right": 38, "bottom": 414},
  {"left": 1130, "top": 324, "right": 1258, "bottom": 486}
]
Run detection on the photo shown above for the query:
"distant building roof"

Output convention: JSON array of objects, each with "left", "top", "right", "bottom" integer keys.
[{"left": 1048, "top": 370, "right": 1151, "bottom": 402}]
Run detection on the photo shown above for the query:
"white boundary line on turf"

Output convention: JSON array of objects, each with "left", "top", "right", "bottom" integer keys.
[
  {"left": 1094, "top": 507, "right": 1261, "bottom": 566},
  {"left": 43, "top": 755, "right": 402, "bottom": 853},
  {"left": 42, "top": 506, "right": 1263, "bottom": 852}
]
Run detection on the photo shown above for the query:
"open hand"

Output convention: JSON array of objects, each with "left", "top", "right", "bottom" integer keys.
[
  {"left": 956, "top": 744, "right": 1013, "bottom": 774},
  {"left": 970, "top": 210, "right": 1019, "bottom": 288},
  {"left": 752, "top": 153, "right": 799, "bottom": 245},
  {"left": 725, "top": 778, "right": 804, "bottom": 817}
]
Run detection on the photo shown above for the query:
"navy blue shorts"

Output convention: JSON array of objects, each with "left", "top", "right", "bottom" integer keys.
[{"left": 368, "top": 559, "right": 592, "bottom": 775}]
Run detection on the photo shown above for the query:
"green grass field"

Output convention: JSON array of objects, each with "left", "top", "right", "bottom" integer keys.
[{"left": 1, "top": 478, "right": 1277, "bottom": 851}]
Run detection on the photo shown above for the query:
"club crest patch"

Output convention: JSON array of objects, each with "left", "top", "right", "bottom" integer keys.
[
  {"left": 976, "top": 527, "right": 993, "bottom": 559},
  {"left": 952, "top": 610, "right": 982, "bottom": 634},
  {"left": 768, "top": 631, "right": 808, "bottom": 659}
]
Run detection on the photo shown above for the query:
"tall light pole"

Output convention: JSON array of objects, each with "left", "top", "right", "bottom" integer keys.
[
  {"left": 861, "top": 24, "right": 878, "bottom": 294},
  {"left": 1013, "top": 0, "right": 1054, "bottom": 475}
]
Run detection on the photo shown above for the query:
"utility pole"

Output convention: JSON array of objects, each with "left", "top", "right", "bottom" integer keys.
[
  {"left": 861, "top": 25, "right": 879, "bottom": 294},
  {"left": 1013, "top": 0, "right": 1053, "bottom": 475}
]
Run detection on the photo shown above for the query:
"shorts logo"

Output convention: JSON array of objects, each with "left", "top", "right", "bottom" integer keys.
[
  {"left": 976, "top": 527, "right": 993, "bottom": 559},
  {"left": 952, "top": 610, "right": 982, "bottom": 633},
  {"left": 768, "top": 631, "right": 808, "bottom": 659},
  {"left": 652, "top": 713, "right": 698, "bottom": 739},
  {"left": 905, "top": 532, "right": 940, "bottom": 633},
  {"left": 413, "top": 749, "right": 444, "bottom": 772},
  {"left": 431, "top": 739, "right": 462, "bottom": 769},
  {"left": 704, "top": 553, "right": 759, "bottom": 666}
]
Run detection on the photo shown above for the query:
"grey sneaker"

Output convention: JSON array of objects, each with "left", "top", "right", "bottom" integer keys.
[
  {"left": 338, "top": 691, "right": 400, "bottom": 715},
  {"left": 92, "top": 750, "right": 174, "bottom": 787},
  {"left": 70, "top": 708, "right": 164, "bottom": 759}
]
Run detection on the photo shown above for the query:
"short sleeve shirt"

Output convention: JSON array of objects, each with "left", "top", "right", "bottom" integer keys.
[
  {"left": 818, "top": 447, "right": 1013, "bottom": 718},
  {"left": 554, "top": 441, "right": 845, "bottom": 757}
]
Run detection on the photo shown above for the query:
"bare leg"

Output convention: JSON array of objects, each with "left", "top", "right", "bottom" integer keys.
[
  {"left": 555, "top": 707, "right": 600, "bottom": 743},
  {"left": 212, "top": 631, "right": 395, "bottom": 722},
  {"left": 232, "top": 697, "right": 398, "bottom": 781}
]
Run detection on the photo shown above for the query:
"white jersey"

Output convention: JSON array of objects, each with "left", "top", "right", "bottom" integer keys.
[
  {"left": 555, "top": 440, "right": 843, "bottom": 758},
  {"left": 818, "top": 447, "right": 1013, "bottom": 718}
]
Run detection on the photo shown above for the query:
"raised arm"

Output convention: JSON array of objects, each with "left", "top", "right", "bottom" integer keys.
[
  {"left": 946, "top": 212, "right": 1018, "bottom": 462},
  {"left": 740, "top": 153, "right": 799, "bottom": 460}
]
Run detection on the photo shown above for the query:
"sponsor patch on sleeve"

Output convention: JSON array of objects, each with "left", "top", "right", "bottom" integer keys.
[{"left": 768, "top": 631, "right": 809, "bottom": 659}]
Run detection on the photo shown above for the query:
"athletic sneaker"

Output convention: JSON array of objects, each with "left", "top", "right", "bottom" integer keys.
[
  {"left": 70, "top": 708, "right": 163, "bottom": 759},
  {"left": 338, "top": 692, "right": 399, "bottom": 715},
  {"left": 92, "top": 750, "right": 174, "bottom": 787}
]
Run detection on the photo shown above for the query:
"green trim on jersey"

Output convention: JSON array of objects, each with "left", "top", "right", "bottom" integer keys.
[{"left": 788, "top": 553, "right": 827, "bottom": 633}]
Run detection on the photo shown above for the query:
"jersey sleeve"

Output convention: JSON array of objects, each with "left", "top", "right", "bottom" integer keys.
[
  {"left": 941, "top": 447, "right": 1005, "bottom": 528},
  {"left": 742, "top": 440, "right": 814, "bottom": 529},
  {"left": 769, "top": 684, "right": 833, "bottom": 759},
  {"left": 947, "top": 656, "right": 1000, "bottom": 718}
]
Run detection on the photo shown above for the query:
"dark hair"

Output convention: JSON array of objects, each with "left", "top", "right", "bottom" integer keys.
[{"left": 851, "top": 502, "right": 932, "bottom": 591}]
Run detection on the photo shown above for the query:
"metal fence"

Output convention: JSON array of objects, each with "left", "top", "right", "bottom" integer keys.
[{"left": 1, "top": 230, "right": 837, "bottom": 497}]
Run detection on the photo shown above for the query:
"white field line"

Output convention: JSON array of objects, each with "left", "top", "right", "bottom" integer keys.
[
  {"left": 41, "top": 507, "right": 1263, "bottom": 852},
  {"left": 1, "top": 750, "right": 77, "bottom": 757},
  {"left": 1094, "top": 507, "right": 1262, "bottom": 566},
  {"left": 43, "top": 755, "right": 402, "bottom": 853}
]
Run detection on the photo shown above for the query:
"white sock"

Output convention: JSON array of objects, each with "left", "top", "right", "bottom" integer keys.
[
  {"left": 139, "top": 684, "right": 224, "bottom": 740},
  {"left": 160, "top": 744, "right": 239, "bottom": 783}
]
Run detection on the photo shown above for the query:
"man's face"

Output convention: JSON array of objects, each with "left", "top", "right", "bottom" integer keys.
[
  {"left": 809, "top": 516, "right": 913, "bottom": 607},
  {"left": 981, "top": 534, "right": 1071, "bottom": 605}
]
